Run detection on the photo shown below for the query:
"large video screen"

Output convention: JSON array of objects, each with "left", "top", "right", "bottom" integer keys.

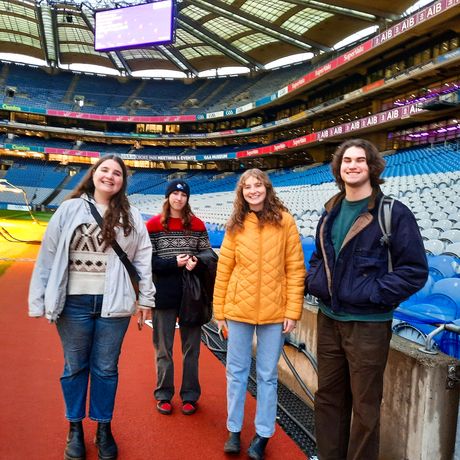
[{"left": 94, "top": 0, "right": 175, "bottom": 52}]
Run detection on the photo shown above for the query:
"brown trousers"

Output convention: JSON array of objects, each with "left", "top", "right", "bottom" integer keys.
[{"left": 314, "top": 311, "right": 392, "bottom": 460}]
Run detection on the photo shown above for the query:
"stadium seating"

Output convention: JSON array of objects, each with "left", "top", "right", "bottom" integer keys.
[
  {"left": 424, "top": 278, "right": 460, "bottom": 320},
  {"left": 0, "top": 62, "right": 315, "bottom": 116},
  {"left": 440, "top": 230, "right": 460, "bottom": 243},
  {"left": 427, "top": 255, "right": 458, "bottom": 281},
  {"left": 444, "top": 243, "right": 460, "bottom": 258},
  {"left": 2, "top": 143, "right": 460, "bottom": 358}
]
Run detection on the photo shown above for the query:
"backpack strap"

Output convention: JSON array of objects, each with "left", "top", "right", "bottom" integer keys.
[{"left": 378, "top": 195, "right": 395, "bottom": 273}]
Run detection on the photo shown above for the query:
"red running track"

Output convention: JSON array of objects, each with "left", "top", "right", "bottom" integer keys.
[{"left": 0, "top": 259, "right": 307, "bottom": 459}]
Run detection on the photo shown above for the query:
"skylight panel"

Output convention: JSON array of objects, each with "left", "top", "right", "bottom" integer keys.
[
  {"left": 176, "top": 29, "right": 203, "bottom": 46},
  {"left": 0, "top": 1, "right": 35, "bottom": 17},
  {"left": 123, "top": 49, "right": 166, "bottom": 60},
  {"left": 60, "top": 43, "right": 103, "bottom": 56},
  {"left": 282, "top": 9, "right": 332, "bottom": 35},
  {"left": 232, "top": 32, "right": 277, "bottom": 52},
  {"left": 241, "top": 0, "right": 293, "bottom": 22},
  {"left": 0, "top": 15, "right": 39, "bottom": 36},
  {"left": 0, "top": 31, "right": 40, "bottom": 48},
  {"left": 182, "top": 4, "right": 210, "bottom": 21},
  {"left": 59, "top": 27, "right": 93, "bottom": 44},
  {"left": 181, "top": 46, "right": 223, "bottom": 59},
  {"left": 204, "top": 17, "right": 251, "bottom": 40}
]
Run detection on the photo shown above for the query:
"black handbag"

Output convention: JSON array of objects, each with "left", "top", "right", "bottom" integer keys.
[
  {"left": 179, "top": 248, "right": 218, "bottom": 327},
  {"left": 87, "top": 200, "right": 140, "bottom": 299},
  {"left": 179, "top": 269, "right": 209, "bottom": 326}
]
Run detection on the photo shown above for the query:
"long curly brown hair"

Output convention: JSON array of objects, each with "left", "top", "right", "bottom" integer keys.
[
  {"left": 67, "top": 155, "right": 133, "bottom": 245},
  {"left": 226, "top": 168, "right": 287, "bottom": 232},
  {"left": 161, "top": 196, "right": 194, "bottom": 230}
]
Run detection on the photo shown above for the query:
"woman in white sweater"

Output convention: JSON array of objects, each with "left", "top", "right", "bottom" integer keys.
[{"left": 29, "top": 155, "right": 155, "bottom": 460}]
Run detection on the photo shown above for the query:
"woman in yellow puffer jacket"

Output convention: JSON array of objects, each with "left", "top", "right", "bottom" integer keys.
[{"left": 213, "top": 168, "right": 306, "bottom": 460}]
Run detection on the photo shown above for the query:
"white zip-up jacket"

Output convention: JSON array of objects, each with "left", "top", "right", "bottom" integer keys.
[{"left": 28, "top": 196, "right": 155, "bottom": 321}]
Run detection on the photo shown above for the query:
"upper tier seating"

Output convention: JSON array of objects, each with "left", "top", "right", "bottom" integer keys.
[{"left": 0, "top": 62, "right": 314, "bottom": 116}]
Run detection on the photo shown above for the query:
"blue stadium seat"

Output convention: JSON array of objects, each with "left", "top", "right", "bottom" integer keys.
[
  {"left": 301, "top": 237, "right": 316, "bottom": 269},
  {"left": 420, "top": 228, "right": 440, "bottom": 240},
  {"left": 439, "top": 318, "right": 460, "bottom": 359},
  {"left": 424, "top": 239, "right": 444, "bottom": 255},
  {"left": 395, "top": 302, "right": 451, "bottom": 323},
  {"left": 443, "top": 243, "right": 460, "bottom": 259},
  {"left": 424, "top": 277, "right": 460, "bottom": 320},
  {"left": 207, "top": 230, "right": 224, "bottom": 248},
  {"left": 439, "top": 229, "right": 460, "bottom": 243},
  {"left": 401, "top": 274, "right": 434, "bottom": 306},
  {"left": 432, "top": 219, "right": 453, "bottom": 231},
  {"left": 427, "top": 255, "right": 457, "bottom": 281}
]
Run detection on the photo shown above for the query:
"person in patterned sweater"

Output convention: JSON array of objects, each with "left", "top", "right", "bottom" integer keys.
[
  {"left": 29, "top": 155, "right": 155, "bottom": 460},
  {"left": 146, "top": 179, "right": 211, "bottom": 416}
]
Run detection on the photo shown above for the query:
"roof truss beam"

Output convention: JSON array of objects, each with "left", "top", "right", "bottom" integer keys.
[
  {"left": 319, "top": 0, "right": 399, "bottom": 20},
  {"left": 181, "top": 0, "right": 331, "bottom": 52},
  {"left": 78, "top": 7, "right": 128, "bottom": 74},
  {"left": 50, "top": 6, "right": 62, "bottom": 66},
  {"left": 178, "top": 16, "right": 264, "bottom": 70},
  {"left": 285, "top": 0, "right": 379, "bottom": 22},
  {"left": 158, "top": 45, "right": 200, "bottom": 76},
  {"left": 36, "top": 4, "right": 57, "bottom": 65}
]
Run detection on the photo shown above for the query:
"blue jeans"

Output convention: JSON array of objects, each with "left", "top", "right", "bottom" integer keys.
[
  {"left": 56, "top": 295, "right": 130, "bottom": 422},
  {"left": 226, "top": 320, "right": 284, "bottom": 438}
]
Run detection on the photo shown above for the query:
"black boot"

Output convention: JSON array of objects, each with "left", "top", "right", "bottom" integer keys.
[
  {"left": 64, "top": 421, "right": 86, "bottom": 460},
  {"left": 223, "top": 431, "right": 241, "bottom": 454},
  {"left": 247, "top": 434, "right": 269, "bottom": 460},
  {"left": 94, "top": 422, "right": 118, "bottom": 460}
]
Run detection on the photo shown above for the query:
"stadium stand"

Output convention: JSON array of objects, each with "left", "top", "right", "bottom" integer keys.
[
  {"left": 0, "top": 2, "right": 459, "bottom": 457},
  {"left": 3, "top": 143, "right": 460, "bottom": 363}
]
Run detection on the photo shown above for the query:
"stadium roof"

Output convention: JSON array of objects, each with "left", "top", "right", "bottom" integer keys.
[{"left": 0, "top": 0, "right": 424, "bottom": 78}]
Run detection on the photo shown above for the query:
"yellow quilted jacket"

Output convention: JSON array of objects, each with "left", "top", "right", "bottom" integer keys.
[{"left": 213, "top": 211, "right": 306, "bottom": 324}]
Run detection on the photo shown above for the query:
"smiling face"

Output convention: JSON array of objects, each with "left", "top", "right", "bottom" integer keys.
[
  {"left": 92, "top": 158, "right": 124, "bottom": 204},
  {"left": 340, "top": 146, "right": 371, "bottom": 190},
  {"left": 242, "top": 175, "right": 267, "bottom": 212},
  {"left": 168, "top": 190, "right": 188, "bottom": 217}
]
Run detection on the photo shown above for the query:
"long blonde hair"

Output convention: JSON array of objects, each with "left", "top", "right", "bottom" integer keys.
[{"left": 226, "top": 168, "right": 287, "bottom": 232}]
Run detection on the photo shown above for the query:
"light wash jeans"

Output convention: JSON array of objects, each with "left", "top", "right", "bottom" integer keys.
[
  {"left": 56, "top": 295, "right": 130, "bottom": 422},
  {"left": 226, "top": 320, "right": 284, "bottom": 438}
]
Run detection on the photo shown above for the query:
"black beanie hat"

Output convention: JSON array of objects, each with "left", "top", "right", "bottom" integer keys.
[{"left": 165, "top": 179, "right": 190, "bottom": 199}]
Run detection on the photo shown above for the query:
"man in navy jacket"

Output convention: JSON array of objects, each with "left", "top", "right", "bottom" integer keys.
[{"left": 305, "top": 139, "right": 428, "bottom": 460}]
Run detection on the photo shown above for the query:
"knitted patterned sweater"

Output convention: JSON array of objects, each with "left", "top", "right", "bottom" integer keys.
[{"left": 146, "top": 214, "right": 210, "bottom": 310}]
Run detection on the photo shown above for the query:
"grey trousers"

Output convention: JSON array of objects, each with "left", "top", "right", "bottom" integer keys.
[{"left": 153, "top": 308, "right": 202, "bottom": 403}]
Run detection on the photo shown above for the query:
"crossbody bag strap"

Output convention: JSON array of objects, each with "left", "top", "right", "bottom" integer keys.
[{"left": 87, "top": 200, "right": 140, "bottom": 282}]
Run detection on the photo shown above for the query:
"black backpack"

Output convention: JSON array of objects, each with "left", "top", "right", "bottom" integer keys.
[{"left": 378, "top": 195, "right": 395, "bottom": 273}]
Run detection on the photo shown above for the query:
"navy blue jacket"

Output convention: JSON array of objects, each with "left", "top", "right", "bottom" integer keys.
[{"left": 305, "top": 188, "right": 428, "bottom": 315}]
